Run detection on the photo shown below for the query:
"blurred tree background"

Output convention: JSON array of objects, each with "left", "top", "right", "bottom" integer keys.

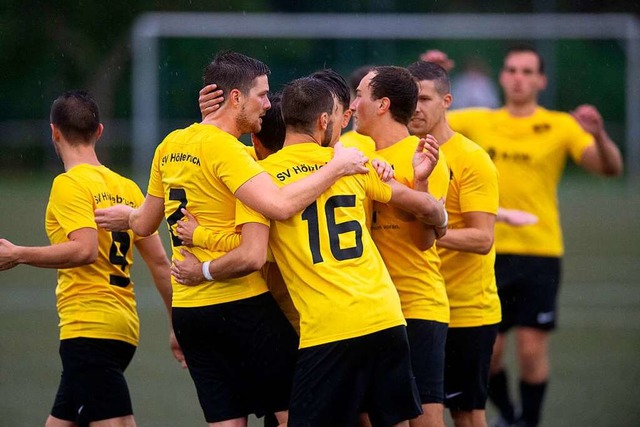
[{"left": 0, "top": 0, "right": 638, "bottom": 173}]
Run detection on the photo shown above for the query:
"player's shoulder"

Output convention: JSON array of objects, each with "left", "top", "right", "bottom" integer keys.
[
  {"left": 448, "top": 107, "right": 495, "bottom": 119},
  {"left": 536, "top": 107, "right": 576, "bottom": 124}
]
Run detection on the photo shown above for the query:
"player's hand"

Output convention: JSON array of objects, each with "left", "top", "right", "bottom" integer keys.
[
  {"left": 199, "top": 84, "right": 225, "bottom": 120},
  {"left": 176, "top": 209, "right": 199, "bottom": 247},
  {"left": 95, "top": 205, "right": 133, "bottom": 232},
  {"left": 571, "top": 104, "right": 604, "bottom": 138},
  {"left": 169, "top": 329, "right": 187, "bottom": 369},
  {"left": 497, "top": 208, "right": 539, "bottom": 226},
  {"left": 413, "top": 134, "right": 440, "bottom": 183},
  {"left": 171, "top": 249, "right": 205, "bottom": 286},
  {"left": 332, "top": 142, "right": 369, "bottom": 176},
  {"left": 420, "top": 49, "right": 455, "bottom": 72},
  {"left": 0, "top": 238, "right": 19, "bottom": 271},
  {"left": 371, "top": 159, "right": 395, "bottom": 182}
]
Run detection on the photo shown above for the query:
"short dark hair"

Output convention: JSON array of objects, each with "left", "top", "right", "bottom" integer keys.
[
  {"left": 202, "top": 50, "right": 270, "bottom": 103},
  {"left": 348, "top": 65, "right": 374, "bottom": 97},
  {"left": 255, "top": 92, "right": 285, "bottom": 153},
  {"left": 50, "top": 90, "right": 100, "bottom": 143},
  {"left": 369, "top": 66, "right": 418, "bottom": 125},
  {"left": 281, "top": 77, "right": 334, "bottom": 134},
  {"left": 505, "top": 44, "right": 545, "bottom": 74},
  {"left": 309, "top": 69, "right": 350, "bottom": 111},
  {"left": 407, "top": 61, "right": 451, "bottom": 96}
]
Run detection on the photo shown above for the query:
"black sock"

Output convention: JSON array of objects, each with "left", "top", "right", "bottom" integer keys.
[
  {"left": 488, "top": 369, "right": 516, "bottom": 422},
  {"left": 519, "top": 380, "right": 547, "bottom": 427}
]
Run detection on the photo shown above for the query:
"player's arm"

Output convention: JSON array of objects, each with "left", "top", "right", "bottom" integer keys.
[
  {"left": 234, "top": 142, "right": 369, "bottom": 221},
  {"left": 496, "top": 207, "right": 538, "bottom": 226},
  {"left": 171, "top": 222, "right": 269, "bottom": 286},
  {"left": 572, "top": 104, "right": 623, "bottom": 177},
  {"left": 0, "top": 228, "right": 97, "bottom": 271},
  {"left": 134, "top": 234, "right": 186, "bottom": 368},
  {"left": 386, "top": 180, "right": 447, "bottom": 230},
  {"left": 95, "top": 194, "right": 165, "bottom": 237},
  {"left": 436, "top": 211, "right": 495, "bottom": 254}
]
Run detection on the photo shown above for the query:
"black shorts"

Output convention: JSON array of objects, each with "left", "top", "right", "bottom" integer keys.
[
  {"left": 406, "top": 318, "right": 448, "bottom": 404},
  {"left": 495, "top": 255, "right": 561, "bottom": 332},
  {"left": 288, "top": 325, "right": 422, "bottom": 427},
  {"left": 444, "top": 324, "right": 498, "bottom": 411},
  {"left": 50, "top": 337, "right": 136, "bottom": 425},
  {"left": 172, "top": 292, "right": 298, "bottom": 423}
]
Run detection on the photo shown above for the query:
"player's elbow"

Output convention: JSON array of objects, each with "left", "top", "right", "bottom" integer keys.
[
  {"left": 475, "top": 233, "right": 494, "bottom": 255},
  {"left": 75, "top": 245, "right": 98, "bottom": 265},
  {"left": 245, "top": 250, "right": 267, "bottom": 271}
]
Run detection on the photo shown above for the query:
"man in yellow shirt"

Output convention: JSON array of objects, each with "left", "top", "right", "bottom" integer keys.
[
  {"left": 0, "top": 91, "right": 180, "bottom": 427},
  {"left": 95, "top": 51, "right": 370, "bottom": 427},
  {"left": 407, "top": 60, "right": 501, "bottom": 427},
  {"left": 425, "top": 46, "right": 623, "bottom": 427},
  {"left": 350, "top": 65, "right": 450, "bottom": 427}
]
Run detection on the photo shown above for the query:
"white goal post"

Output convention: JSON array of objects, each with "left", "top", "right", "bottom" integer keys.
[{"left": 131, "top": 12, "right": 640, "bottom": 184}]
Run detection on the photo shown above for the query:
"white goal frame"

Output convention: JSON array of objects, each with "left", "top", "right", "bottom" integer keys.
[{"left": 131, "top": 12, "right": 640, "bottom": 184}]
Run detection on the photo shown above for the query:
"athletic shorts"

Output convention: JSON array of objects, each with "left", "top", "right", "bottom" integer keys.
[
  {"left": 50, "top": 337, "right": 136, "bottom": 425},
  {"left": 288, "top": 325, "right": 422, "bottom": 427},
  {"left": 172, "top": 292, "right": 298, "bottom": 423},
  {"left": 495, "top": 255, "right": 562, "bottom": 332},
  {"left": 406, "top": 318, "right": 448, "bottom": 404},
  {"left": 444, "top": 324, "right": 499, "bottom": 411}
]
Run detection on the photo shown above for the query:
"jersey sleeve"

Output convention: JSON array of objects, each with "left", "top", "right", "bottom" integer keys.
[
  {"left": 363, "top": 163, "right": 393, "bottom": 203},
  {"left": 147, "top": 143, "right": 165, "bottom": 198},
  {"left": 215, "top": 139, "right": 265, "bottom": 194},
  {"left": 49, "top": 175, "right": 96, "bottom": 236},
  {"left": 459, "top": 151, "right": 499, "bottom": 215},
  {"left": 192, "top": 226, "right": 242, "bottom": 252},
  {"left": 235, "top": 199, "right": 270, "bottom": 228},
  {"left": 564, "top": 115, "right": 595, "bottom": 164}
]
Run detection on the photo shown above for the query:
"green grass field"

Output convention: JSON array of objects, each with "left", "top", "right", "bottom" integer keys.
[{"left": 1, "top": 172, "right": 638, "bottom": 426}]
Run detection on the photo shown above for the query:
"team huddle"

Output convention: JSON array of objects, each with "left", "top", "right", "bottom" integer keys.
[{"left": 0, "top": 46, "right": 622, "bottom": 427}]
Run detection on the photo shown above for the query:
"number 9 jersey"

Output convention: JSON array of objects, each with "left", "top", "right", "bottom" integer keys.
[{"left": 46, "top": 164, "right": 147, "bottom": 346}]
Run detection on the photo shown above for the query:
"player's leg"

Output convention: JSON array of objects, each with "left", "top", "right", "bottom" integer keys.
[
  {"left": 365, "top": 326, "right": 423, "bottom": 427},
  {"left": 512, "top": 256, "right": 560, "bottom": 427},
  {"left": 487, "top": 255, "right": 520, "bottom": 425},
  {"left": 445, "top": 325, "right": 499, "bottom": 427},
  {"left": 405, "top": 319, "right": 448, "bottom": 427}
]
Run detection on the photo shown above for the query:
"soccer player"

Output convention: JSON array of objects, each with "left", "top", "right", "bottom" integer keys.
[
  {"left": 95, "top": 51, "right": 370, "bottom": 427},
  {"left": 350, "top": 65, "right": 451, "bottom": 427},
  {"left": 407, "top": 60, "right": 501, "bottom": 427},
  {"left": 0, "top": 91, "right": 180, "bottom": 427},
  {"left": 174, "top": 76, "right": 447, "bottom": 426},
  {"left": 425, "top": 46, "right": 624, "bottom": 427}
]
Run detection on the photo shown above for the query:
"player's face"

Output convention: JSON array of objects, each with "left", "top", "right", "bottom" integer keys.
[
  {"left": 499, "top": 52, "right": 546, "bottom": 105},
  {"left": 349, "top": 71, "right": 377, "bottom": 137},
  {"left": 409, "top": 79, "right": 447, "bottom": 138},
  {"left": 237, "top": 75, "right": 271, "bottom": 134}
]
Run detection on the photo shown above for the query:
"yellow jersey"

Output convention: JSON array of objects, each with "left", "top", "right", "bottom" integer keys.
[
  {"left": 147, "top": 123, "right": 268, "bottom": 307},
  {"left": 46, "top": 164, "right": 146, "bottom": 345},
  {"left": 437, "top": 133, "right": 501, "bottom": 327},
  {"left": 448, "top": 107, "right": 594, "bottom": 257},
  {"left": 340, "top": 129, "right": 376, "bottom": 155},
  {"left": 236, "top": 143, "right": 405, "bottom": 349},
  {"left": 372, "top": 135, "right": 450, "bottom": 323}
]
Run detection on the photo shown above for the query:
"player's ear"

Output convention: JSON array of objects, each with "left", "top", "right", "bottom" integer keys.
[
  {"left": 319, "top": 112, "right": 329, "bottom": 130},
  {"left": 50, "top": 124, "right": 61, "bottom": 142},
  {"left": 443, "top": 93, "right": 453, "bottom": 109},
  {"left": 229, "top": 88, "right": 242, "bottom": 106},
  {"left": 378, "top": 97, "right": 390, "bottom": 114}
]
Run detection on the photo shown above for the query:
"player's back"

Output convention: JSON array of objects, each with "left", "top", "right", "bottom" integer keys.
[
  {"left": 148, "top": 123, "right": 268, "bottom": 307},
  {"left": 47, "top": 164, "right": 145, "bottom": 345},
  {"left": 244, "top": 142, "right": 405, "bottom": 349}
]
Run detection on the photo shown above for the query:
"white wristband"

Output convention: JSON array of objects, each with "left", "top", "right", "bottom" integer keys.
[
  {"left": 202, "top": 260, "right": 214, "bottom": 281},
  {"left": 438, "top": 208, "right": 448, "bottom": 228}
]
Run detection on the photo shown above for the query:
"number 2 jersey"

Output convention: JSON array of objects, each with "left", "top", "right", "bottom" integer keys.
[
  {"left": 236, "top": 143, "right": 406, "bottom": 349},
  {"left": 46, "top": 164, "right": 146, "bottom": 346},
  {"left": 147, "top": 123, "right": 268, "bottom": 308}
]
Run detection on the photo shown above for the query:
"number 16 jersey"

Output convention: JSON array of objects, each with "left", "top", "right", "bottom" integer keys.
[{"left": 236, "top": 143, "right": 406, "bottom": 349}]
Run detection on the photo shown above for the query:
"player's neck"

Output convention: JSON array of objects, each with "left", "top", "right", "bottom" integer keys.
[
  {"left": 60, "top": 143, "right": 101, "bottom": 171},
  {"left": 284, "top": 130, "right": 322, "bottom": 147},
  {"left": 505, "top": 100, "right": 539, "bottom": 117},
  {"left": 201, "top": 110, "right": 242, "bottom": 138},
  {"left": 425, "top": 119, "right": 455, "bottom": 147},
  {"left": 370, "top": 121, "right": 410, "bottom": 150}
]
